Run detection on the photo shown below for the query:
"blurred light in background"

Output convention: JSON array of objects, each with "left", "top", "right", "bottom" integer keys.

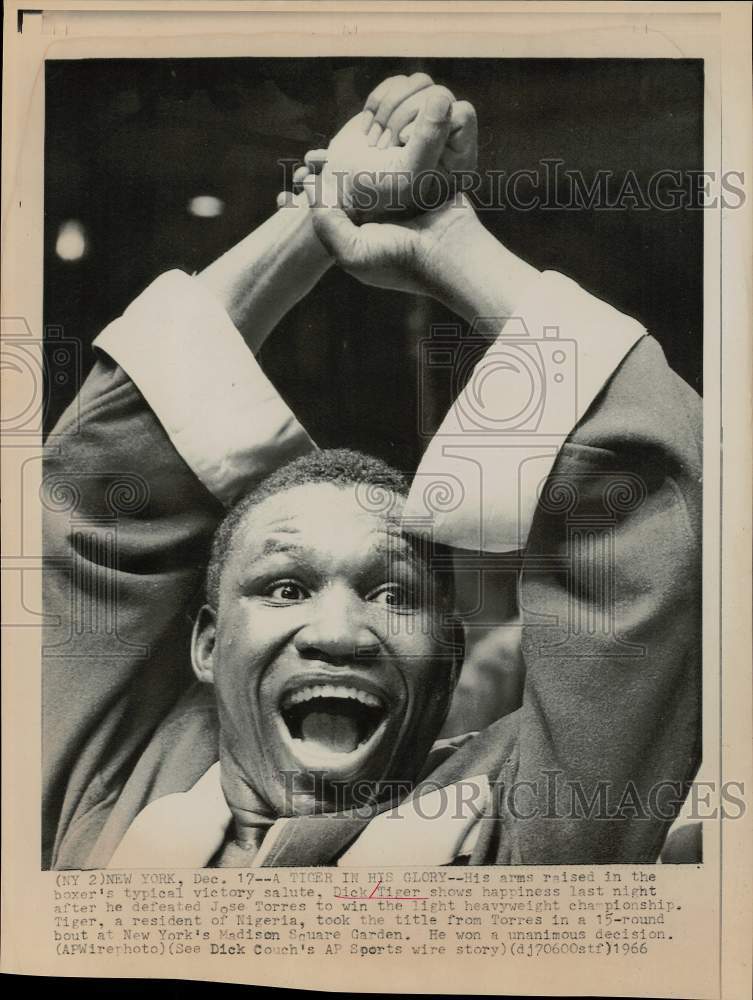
[
  {"left": 188, "top": 195, "right": 224, "bottom": 218},
  {"left": 55, "top": 220, "right": 87, "bottom": 261}
]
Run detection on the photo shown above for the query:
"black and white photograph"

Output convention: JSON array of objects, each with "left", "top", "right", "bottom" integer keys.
[
  {"left": 2, "top": 3, "right": 751, "bottom": 996},
  {"left": 41, "top": 54, "right": 704, "bottom": 869}
]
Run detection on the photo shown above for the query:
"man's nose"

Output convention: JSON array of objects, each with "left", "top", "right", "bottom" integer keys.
[{"left": 293, "top": 587, "right": 380, "bottom": 663}]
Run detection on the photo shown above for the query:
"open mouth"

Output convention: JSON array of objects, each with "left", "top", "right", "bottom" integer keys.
[{"left": 280, "top": 683, "right": 388, "bottom": 759}]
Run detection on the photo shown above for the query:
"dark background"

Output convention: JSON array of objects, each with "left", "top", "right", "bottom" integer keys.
[{"left": 44, "top": 57, "right": 704, "bottom": 463}]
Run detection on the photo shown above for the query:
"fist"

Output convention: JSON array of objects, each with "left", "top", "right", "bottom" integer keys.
[
  {"left": 362, "top": 72, "right": 477, "bottom": 176},
  {"left": 279, "top": 74, "right": 477, "bottom": 223}
]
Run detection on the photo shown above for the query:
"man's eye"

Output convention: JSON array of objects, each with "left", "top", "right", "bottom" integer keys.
[
  {"left": 264, "top": 580, "right": 309, "bottom": 602},
  {"left": 368, "top": 584, "right": 416, "bottom": 609}
]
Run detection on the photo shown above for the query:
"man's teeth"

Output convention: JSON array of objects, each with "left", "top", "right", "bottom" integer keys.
[
  {"left": 280, "top": 684, "right": 387, "bottom": 756},
  {"left": 282, "top": 684, "right": 383, "bottom": 710}
]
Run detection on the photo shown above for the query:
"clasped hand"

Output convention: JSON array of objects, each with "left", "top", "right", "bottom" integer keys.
[{"left": 278, "top": 74, "right": 482, "bottom": 296}]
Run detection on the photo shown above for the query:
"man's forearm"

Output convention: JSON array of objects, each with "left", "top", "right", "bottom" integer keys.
[
  {"left": 422, "top": 207, "right": 540, "bottom": 325},
  {"left": 198, "top": 200, "right": 332, "bottom": 355},
  {"left": 45, "top": 203, "right": 328, "bottom": 866}
]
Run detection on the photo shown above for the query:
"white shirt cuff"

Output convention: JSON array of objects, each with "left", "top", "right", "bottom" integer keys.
[
  {"left": 93, "top": 270, "right": 316, "bottom": 506},
  {"left": 404, "top": 270, "right": 647, "bottom": 552}
]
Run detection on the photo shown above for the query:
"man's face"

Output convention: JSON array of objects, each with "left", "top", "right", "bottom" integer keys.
[{"left": 195, "top": 482, "right": 458, "bottom": 816}]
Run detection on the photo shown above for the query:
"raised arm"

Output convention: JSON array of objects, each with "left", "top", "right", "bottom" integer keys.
[
  {"left": 44, "top": 77, "right": 479, "bottom": 869},
  {"left": 43, "top": 202, "right": 328, "bottom": 868},
  {"left": 304, "top": 136, "right": 701, "bottom": 862}
]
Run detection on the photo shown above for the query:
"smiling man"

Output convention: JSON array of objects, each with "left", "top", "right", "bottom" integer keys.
[
  {"left": 42, "top": 74, "right": 701, "bottom": 869},
  {"left": 194, "top": 451, "right": 460, "bottom": 844}
]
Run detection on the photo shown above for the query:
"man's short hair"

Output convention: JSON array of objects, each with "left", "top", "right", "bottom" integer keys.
[{"left": 205, "top": 448, "right": 411, "bottom": 607}]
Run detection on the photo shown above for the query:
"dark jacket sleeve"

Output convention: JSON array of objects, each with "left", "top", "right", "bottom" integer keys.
[
  {"left": 427, "top": 335, "right": 701, "bottom": 864},
  {"left": 42, "top": 356, "right": 223, "bottom": 868},
  {"left": 43, "top": 272, "right": 317, "bottom": 870},
  {"left": 508, "top": 334, "right": 701, "bottom": 862}
]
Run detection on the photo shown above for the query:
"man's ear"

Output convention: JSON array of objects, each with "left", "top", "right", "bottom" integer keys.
[{"left": 191, "top": 605, "right": 217, "bottom": 685}]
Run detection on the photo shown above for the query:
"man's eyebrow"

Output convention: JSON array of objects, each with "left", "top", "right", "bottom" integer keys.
[
  {"left": 238, "top": 537, "right": 317, "bottom": 582},
  {"left": 258, "top": 536, "right": 305, "bottom": 557},
  {"left": 372, "top": 535, "right": 427, "bottom": 568}
]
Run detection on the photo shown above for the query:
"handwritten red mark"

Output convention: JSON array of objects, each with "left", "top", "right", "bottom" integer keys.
[{"left": 335, "top": 879, "right": 428, "bottom": 901}]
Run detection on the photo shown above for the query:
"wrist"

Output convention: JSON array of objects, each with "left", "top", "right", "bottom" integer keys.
[
  {"left": 412, "top": 200, "right": 485, "bottom": 305},
  {"left": 287, "top": 195, "right": 334, "bottom": 266},
  {"left": 416, "top": 199, "right": 540, "bottom": 324}
]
